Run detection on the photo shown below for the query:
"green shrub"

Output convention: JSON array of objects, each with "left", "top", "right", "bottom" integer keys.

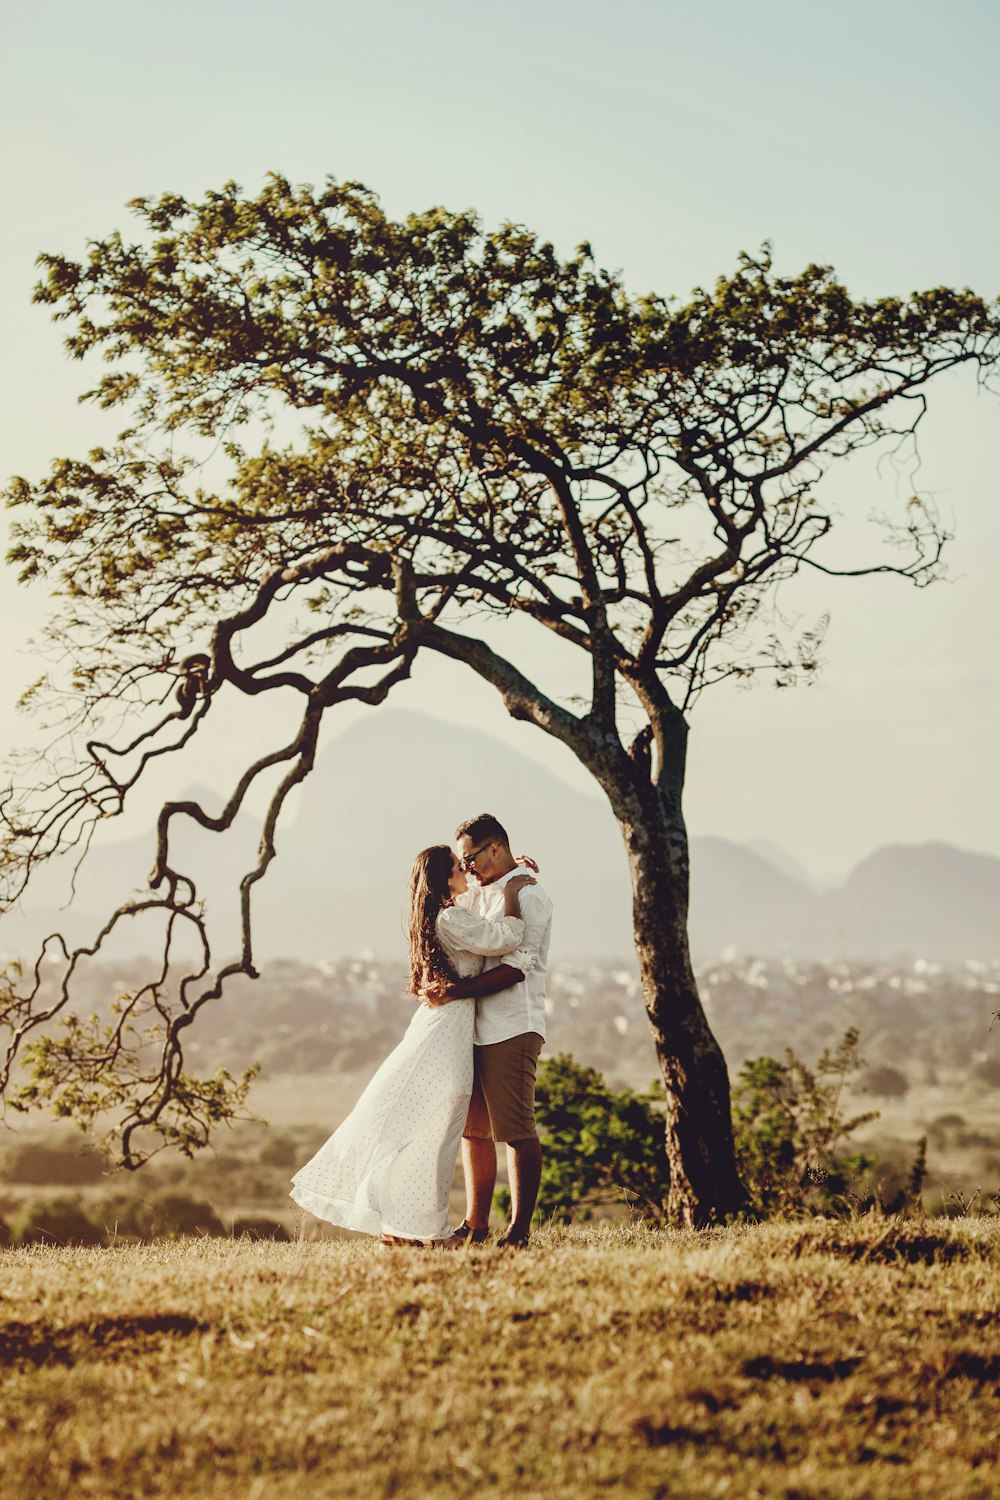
[
  {"left": 499, "top": 1053, "right": 670, "bottom": 1224},
  {"left": 497, "top": 1033, "right": 938, "bottom": 1225},
  {"left": 731, "top": 1028, "right": 881, "bottom": 1216}
]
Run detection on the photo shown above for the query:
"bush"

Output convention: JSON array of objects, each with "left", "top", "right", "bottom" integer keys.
[
  {"left": 971, "top": 1057, "right": 1000, "bottom": 1088},
  {"left": 731, "top": 1029, "right": 882, "bottom": 1217},
  {"left": 0, "top": 1216, "right": 11, "bottom": 1248},
  {"left": 104, "top": 1190, "right": 225, "bottom": 1240},
  {"left": 257, "top": 1133, "right": 299, "bottom": 1169},
  {"left": 2, "top": 1138, "right": 105, "bottom": 1186},
  {"left": 863, "top": 1065, "right": 910, "bottom": 1099},
  {"left": 928, "top": 1113, "right": 966, "bottom": 1142},
  {"left": 499, "top": 1053, "right": 670, "bottom": 1224},
  {"left": 143, "top": 1191, "right": 225, "bottom": 1238},
  {"left": 508, "top": 1036, "right": 916, "bottom": 1226},
  {"left": 231, "top": 1216, "right": 291, "bottom": 1240},
  {"left": 867, "top": 1136, "right": 928, "bottom": 1215},
  {"left": 11, "top": 1195, "right": 105, "bottom": 1246}
]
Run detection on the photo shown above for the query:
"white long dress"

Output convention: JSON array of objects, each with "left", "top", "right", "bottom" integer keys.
[{"left": 289, "top": 905, "right": 530, "bottom": 1241}]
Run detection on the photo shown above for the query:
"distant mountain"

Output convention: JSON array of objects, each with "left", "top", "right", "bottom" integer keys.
[
  {"left": 745, "top": 838, "right": 828, "bottom": 891},
  {"left": 688, "top": 837, "right": 813, "bottom": 956},
  {"left": 688, "top": 838, "right": 999, "bottom": 962},
  {"left": 254, "top": 709, "right": 632, "bottom": 960},
  {"left": 2, "top": 712, "right": 996, "bottom": 963},
  {"left": 0, "top": 785, "right": 264, "bottom": 959},
  {"left": 805, "top": 843, "right": 1000, "bottom": 962},
  {"left": 255, "top": 714, "right": 998, "bottom": 961}
]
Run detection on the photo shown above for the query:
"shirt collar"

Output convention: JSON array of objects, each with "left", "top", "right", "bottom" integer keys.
[{"left": 479, "top": 866, "right": 520, "bottom": 891}]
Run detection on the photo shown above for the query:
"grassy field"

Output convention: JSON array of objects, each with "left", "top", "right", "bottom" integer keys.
[{"left": 2, "top": 1219, "right": 998, "bottom": 1499}]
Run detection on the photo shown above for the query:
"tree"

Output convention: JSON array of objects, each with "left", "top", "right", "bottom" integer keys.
[
  {"left": 1, "top": 177, "right": 998, "bottom": 1223},
  {"left": 863, "top": 1064, "right": 910, "bottom": 1100}
]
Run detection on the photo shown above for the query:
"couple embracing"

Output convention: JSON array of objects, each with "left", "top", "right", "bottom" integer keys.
[{"left": 290, "top": 813, "right": 553, "bottom": 1249}]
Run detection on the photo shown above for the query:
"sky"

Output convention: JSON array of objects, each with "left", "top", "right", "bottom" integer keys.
[{"left": 1, "top": 0, "right": 998, "bottom": 882}]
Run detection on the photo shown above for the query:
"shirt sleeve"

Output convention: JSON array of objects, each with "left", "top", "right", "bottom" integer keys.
[
  {"left": 437, "top": 906, "right": 527, "bottom": 958},
  {"left": 509, "top": 885, "right": 552, "bottom": 976}
]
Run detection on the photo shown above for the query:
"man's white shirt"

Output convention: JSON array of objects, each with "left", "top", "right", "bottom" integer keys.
[{"left": 466, "top": 867, "right": 552, "bottom": 1047}]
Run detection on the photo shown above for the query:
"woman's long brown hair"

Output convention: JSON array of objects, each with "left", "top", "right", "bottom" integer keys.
[{"left": 407, "top": 845, "right": 459, "bottom": 997}]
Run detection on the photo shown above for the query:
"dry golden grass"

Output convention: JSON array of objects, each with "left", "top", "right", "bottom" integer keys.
[{"left": 2, "top": 1219, "right": 998, "bottom": 1499}]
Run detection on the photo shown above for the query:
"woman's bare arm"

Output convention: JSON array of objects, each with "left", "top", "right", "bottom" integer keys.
[{"left": 423, "top": 963, "right": 524, "bottom": 1006}]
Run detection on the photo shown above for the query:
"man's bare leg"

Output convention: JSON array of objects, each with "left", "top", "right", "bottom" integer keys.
[
  {"left": 499, "top": 1136, "right": 542, "bottom": 1245},
  {"left": 462, "top": 1136, "right": 497, "bottom": 1230},
  {"left": 461, "top": 1071, "right": 496, "bottom": 1233}
]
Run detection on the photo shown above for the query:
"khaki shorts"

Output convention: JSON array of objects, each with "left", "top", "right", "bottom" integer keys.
[{"left": 463, "top": 1032, "right": 544, "bottom": 1144}]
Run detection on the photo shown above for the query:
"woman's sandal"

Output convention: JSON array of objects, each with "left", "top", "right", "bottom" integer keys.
[{"left": 379, "top": 1234, "right": 428, "bottom": 1249}]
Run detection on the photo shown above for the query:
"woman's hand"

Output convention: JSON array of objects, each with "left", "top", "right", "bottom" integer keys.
[
  {"left": 505, "top": 874, "right": 536, "bottom": 894},
  {"left": 419, "top": 975, "right": 458, "bottom": 1007},
  {"left": 515, "top": 854, "right": 539, "bottom": 873}
]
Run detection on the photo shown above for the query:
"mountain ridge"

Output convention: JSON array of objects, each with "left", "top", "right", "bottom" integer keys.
[{"left": 1, "top": 711, "right": 996, "bottom": 962}]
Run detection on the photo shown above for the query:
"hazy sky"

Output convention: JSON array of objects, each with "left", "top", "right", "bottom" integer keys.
[{"left": 1, "top": 0, "right": 998, "bottom": 880}]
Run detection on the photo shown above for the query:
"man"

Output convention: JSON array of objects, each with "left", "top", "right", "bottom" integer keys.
[{"left": 428, "top": 813, "right": 553, "bottom": 1249}]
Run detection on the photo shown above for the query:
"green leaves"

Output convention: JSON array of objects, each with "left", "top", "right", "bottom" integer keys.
[
  {"left": 509, "top": 1053, "right": 670, "bottom": 1223},
  {"left": 15, "top": 176, "right": 999, "bottom": 699},
  {"left": 731, "top": 1028, "right": 880, "bottom": 1217}
]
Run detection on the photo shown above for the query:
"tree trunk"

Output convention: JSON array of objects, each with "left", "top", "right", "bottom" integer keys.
[{"left": 604, "top": 764, "right": 747, "bottom": 1228}]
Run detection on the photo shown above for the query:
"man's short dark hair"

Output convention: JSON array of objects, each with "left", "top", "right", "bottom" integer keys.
[{"left": 455, "top": 813, "right": 510, "bottom": 848}]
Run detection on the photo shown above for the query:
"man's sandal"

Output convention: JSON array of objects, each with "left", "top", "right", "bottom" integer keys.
[
  {"left": 439, "top": 1220, "right": 490, "bottom": 1249},
  {"left": 495, "top": 1226, "right": 531, "bottom": 1251}
]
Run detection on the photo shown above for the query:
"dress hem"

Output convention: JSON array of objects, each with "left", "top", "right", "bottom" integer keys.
[{"left": 289, "top": 1182, "right": 452, "bottom": 1241}]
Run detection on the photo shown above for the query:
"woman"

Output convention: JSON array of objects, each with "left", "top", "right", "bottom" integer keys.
[{"left": 290, "top": 845, "right": 535, "bottom": 1245}]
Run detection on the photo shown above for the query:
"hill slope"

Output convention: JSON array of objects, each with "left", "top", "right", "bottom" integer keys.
[{"left": 2, "top": 712, "right": 996, "bottom": 961}]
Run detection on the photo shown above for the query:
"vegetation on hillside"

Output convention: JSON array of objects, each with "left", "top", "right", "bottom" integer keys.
[
  {"left": 12, "top": 953, "right": 994, "bottom": 1090},
  {"left": 3, "top": 1009, "right": 996, "bottom": 1245},
  {"left": 495, "top": 1031, "right": 942, "bottom": 1226}
]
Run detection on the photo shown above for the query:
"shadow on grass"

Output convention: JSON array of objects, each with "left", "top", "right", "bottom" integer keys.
[{"left": 0, "top": 1313, "right": 208, "bottom": 1367}]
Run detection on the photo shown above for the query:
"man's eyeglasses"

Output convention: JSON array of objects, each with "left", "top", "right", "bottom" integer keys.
[{"left": 460, "top": 841, "right": 494, "bottom": 872}]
